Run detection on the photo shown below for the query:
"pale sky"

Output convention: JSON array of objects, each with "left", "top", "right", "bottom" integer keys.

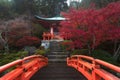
[
  {"left": 8, "top": 0, "right": 12, "bottom": 2},
  {"left": 67, "top": 0, "right": 82, "bottom": 6}
]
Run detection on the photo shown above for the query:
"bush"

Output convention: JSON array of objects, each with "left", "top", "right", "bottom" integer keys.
[
  {"left": 60, "top": 44, "right": 67, "bottom": 51},
  {"left": 60, "top": 40, "right": 72, "bottom": 51},
  {"left": 0, "top": 51, "right": 28, "bottom": 66},
  {"left": 35, "top": 48, "right": 50, "bottom": 56},
  {"left": 35, "top": 49, "right": 46, "bottom": 55},
  {"left": 71, "top": 49, "right": 118, "bottom": 65},
  {"left": 91, "top": 50, "right": 117, "bottom": 65},
  {"left": 71, "top": 49, "right": 89, "bottom": 55}
]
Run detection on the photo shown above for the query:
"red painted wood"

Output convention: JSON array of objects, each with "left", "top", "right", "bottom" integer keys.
[
  {"left": 67, "top": 55, "right": 120, "bottom": 80},
  {"left": 0, "top": 55, "right": 48, "bottom": 80}
]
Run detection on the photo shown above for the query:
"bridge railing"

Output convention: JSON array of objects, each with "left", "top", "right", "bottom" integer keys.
[
  {"left": 0, "top": 55, "right": 48, "bottom": 80},
  {"left": 67, "top": 55, "right": 120, "bottom": 80}
]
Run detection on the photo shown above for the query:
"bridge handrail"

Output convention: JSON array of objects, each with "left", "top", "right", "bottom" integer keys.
[
  {"left": 70, "top": 55, "right": 94, "bottom": 60},
  {"left": 0, "top": 60, "right": 23, "bottom": 73},
  {"left": 95, "top": 59, "right": 120, "bottom": 73},
  {"left": 0, "top": 55, "right": 48, "bottom": 80},
  {"left": 23, "top": 55, "right": 45, "bottom": 61},
  {"left": 67, "top": 55, "right": 120, "bottom": 80}
]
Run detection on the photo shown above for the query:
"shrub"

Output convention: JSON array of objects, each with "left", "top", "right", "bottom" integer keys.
[
  {"left": 35, "top": 49, "right": 46, "bottom": 55},
  {"left": 92, "top": 49, "right": 118, "bottom": 65},
  {"left": 71, "top": 49, "right": 89, "bottom": 55},
  {"left": 0, "top": 51, "right": 28, "bottom": 66},
  {"left": 60, "top": 40, "right": 73, "bottom": 51},
  {"left": 35, "top": 48, "right": 50, "bottom": 56},
  {"left": 71, "top": 49, "right": 118, "bottom": 65}
]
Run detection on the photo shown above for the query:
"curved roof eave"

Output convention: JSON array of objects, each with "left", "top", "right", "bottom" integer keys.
[{"left": 35, "top": 15, "right": 66, "bottom": 21}]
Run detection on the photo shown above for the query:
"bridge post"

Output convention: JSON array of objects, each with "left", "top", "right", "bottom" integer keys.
[
  {"left": 92, "top": 60, "right": 101, "bottom": 80},
  {"left": 77, "top": 57, "right": 80, "bottom": 69}
]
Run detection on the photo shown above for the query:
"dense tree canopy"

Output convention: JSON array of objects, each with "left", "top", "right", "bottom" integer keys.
[
  {"left": 0, "top": 0, "right": 69, "bottom": 19},
  {"left": 60, "top": 1, "right": 120, "bottom": 56},
  {"left": 33, "top": 0, "right": 68, "bottom": 17},
  {"left": 0, "top": 0, "right": 119, "bottom": 19},
  {"left": 69, "top": 0, "right": 120, "bottom": 9},
  {"left": 0, "top": 16, "right": 32, "bottom": 53}
]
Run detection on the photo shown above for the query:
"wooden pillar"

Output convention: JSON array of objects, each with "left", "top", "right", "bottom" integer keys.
[
  {"left": 50, "top": 27, "right": 53, "bottom": 35},
  {"left": 50, "top": 27, "right": 54, "bottom": 39},
  {"left": 43, "top": 32, "right": 45, "bottom": 40}
]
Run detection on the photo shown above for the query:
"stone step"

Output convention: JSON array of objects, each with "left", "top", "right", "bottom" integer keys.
[
  {"left": 48, "top": 55, "right": 67, "bottom": 57},
  {"left": 50, "top": 52, "right": 68, "bottom": 55},
  {"left": 48, "top": 57, "right": 67, "bottom": 60},
  {"left": 50, "top": 50, "right": 63, "bottom": 52},
  {"left": 29, "top": 41, "right": 86, "bottom": 80},
  {"left": 51, "top": 51, "right": 66, "bottom": 53},
  {"left": 51, "top": 51, "right": 68, "bottom": 53},
  {"left": 48, "top": 56, "right": 67, "bottom": 60},
  {"left": 48, "top": 59, "right": 66, "bottom": 62}
]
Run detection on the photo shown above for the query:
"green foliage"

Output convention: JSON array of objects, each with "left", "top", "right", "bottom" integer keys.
[
  {"left": 71, "top": 49, "right": 119, "bottom": 65},
  {"left": 64, "top": 40, "right": 72, "bottom": 42},
  {"left": 34, "top": 0, "right": 68, "bottom": 17},
  {"left": 0, "top": 0, "right": 68, "bottom": 19},
  {"left": 0, "top": 51, "right": 28, "bottom": 66},
  {"left": 32, "top": 23, "right": 47, "bottom": 38},
  {"left": 35, "top": 49, "right": 46, "bottom": 55},
  {"left": 60, "top": 40, "right": 72, "bottom": 51},
  {"left": 71, "top": 49, "right": 89, "bottom": 55},
  {"left": 91, "top": 50, "right": 118, "bottom": 65},
  {"left": 35, "top": 49, "right": 49, "bottom": 55},
  {"left": 0, "top": 0, "right": 14, "bottom": 19},
  {"left": 0, "top": 0, "right": 14, "bottom": 8},
  {"left": 91, "top": 49, "right": 111, "bottom": 59},
  {"left": 60, "top": 44, "right": 67, "bottom": 51}
]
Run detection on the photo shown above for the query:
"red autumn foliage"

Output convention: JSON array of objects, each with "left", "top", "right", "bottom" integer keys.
[
  {"left": 8, "top": 17, "right": 31, "bottom": 46},
  {"left": 16, "top": 36, "right": 40, "bottom": 47},
  {"left": 61, "top": 41, "right": 73, "bottom": 50},
  {"left": 0, "top": 16, "right": 32, "bottom": 48},
  {"left": 60, "top": 2, "right": 120, "bottom": 52}
]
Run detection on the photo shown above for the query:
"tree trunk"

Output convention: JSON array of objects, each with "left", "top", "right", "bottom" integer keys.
[
  {"left": 0, "top": 32, "right": 9, "bottom": 54},
  {"left": 92, "top": 34, "right": 96, "bottom": 51},
  {"left": 88, "top": 44, "right": 92, "bottom": 55},
  {"left": 4, "top": 43, "right": 9, "bottom": 54},
  {"left": 113, "top": 44, "right": 120, "bottom": 61},
  {"left": 113, "top": 40, "right": 117, "bottom": 54}
]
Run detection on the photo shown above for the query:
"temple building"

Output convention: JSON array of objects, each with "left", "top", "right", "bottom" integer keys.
[{"left": 34, "top": 15, "right": 66, "bottom": 41}]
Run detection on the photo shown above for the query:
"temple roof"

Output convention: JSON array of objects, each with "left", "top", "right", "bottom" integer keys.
[
  {"left": 34, "top": 15, "right": 66, "bottom": 28},
  {"left": 35, "top": 15, "right": 66, "bottom": 21}
]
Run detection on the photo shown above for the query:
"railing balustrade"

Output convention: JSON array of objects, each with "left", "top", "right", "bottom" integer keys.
[
  {"left": 67, "top": 55, "right": 120, "bottom": 80},
  {"left": 0, "top": 55, "right": 48, "bottom": 80}
]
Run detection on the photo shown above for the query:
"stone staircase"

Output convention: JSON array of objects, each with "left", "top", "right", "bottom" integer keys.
[
  {"left": 48, "top": 41, "right": 67, "bottom": 62},
  {"left": 31, "top": 40, "right": 87, "bottom": 80}
]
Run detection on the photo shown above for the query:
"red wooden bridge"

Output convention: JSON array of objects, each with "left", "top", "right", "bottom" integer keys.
[{"left": 0, "top": 54, "right": 120, "bottom": 80}]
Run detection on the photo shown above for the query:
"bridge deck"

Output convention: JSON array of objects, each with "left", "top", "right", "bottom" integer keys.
[
  {"left": 30, "top": 62, "right": 87, "bottom": 80},
  {"left": 31, "top": 41, "right": 87, "bottom": 80}
]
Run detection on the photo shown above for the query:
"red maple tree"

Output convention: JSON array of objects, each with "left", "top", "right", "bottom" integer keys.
[
  {"left": 60, "top": 2, "right": 120, "bottom": 55},
  {"left": 16, "top": 36, "right": 40, "bottom": 47}
]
